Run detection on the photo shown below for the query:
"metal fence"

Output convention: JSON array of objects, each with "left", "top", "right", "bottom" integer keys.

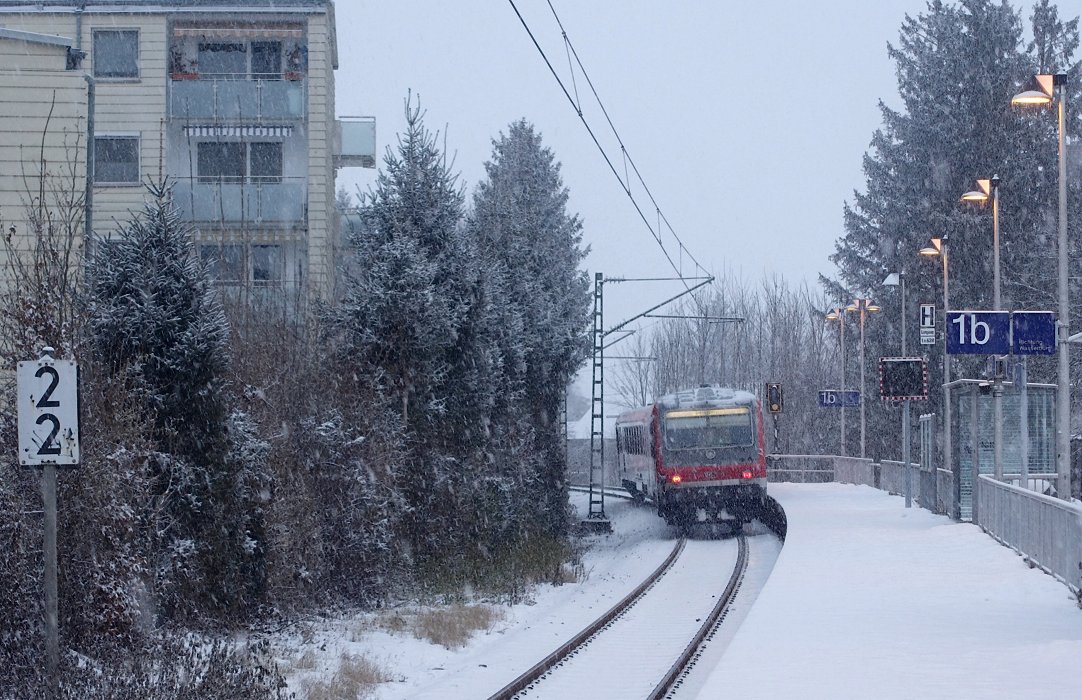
[
  {"left": 976, "top": 475, "right": 1082, "bottom": 595},
  {"left": 766, "top": 454, "right": 835, "bottom": 483},
  {"left": 833, "top": 456, "right": 875, "bottom": 487}
]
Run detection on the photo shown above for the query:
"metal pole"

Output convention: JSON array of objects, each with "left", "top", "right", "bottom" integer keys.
[
  {"left": 992, "top": 178, "right": 1003, "bottom": 482},
  {"left": 900, "top": 271, "right": 907, "bottom": 355},
  {"left": 1020, "top": 357, "right": 1029, "bottom": 490},
  {"left": 860, "top": 307, "right": 866, "bottom": 458},
  {"left": 942, "top": 238, "right": 953, "bottom": 509},
  {"left": 904, "top": 400, "right": 912, "bottom": 508},
  {"left": 971, "top": 389, "right": 980, "bottom": 523},
  {"left": 43, "top": 464, "right": 58, "bottom": 695},
  {"left": 900, "top": 277, "right": 911, "bottom": 507},
  {"left": 841, "top": 312, "right": 847, "bottom": 457},
  {"left": 1054, "top": 82, "right": 1070, "bottom": 500}
]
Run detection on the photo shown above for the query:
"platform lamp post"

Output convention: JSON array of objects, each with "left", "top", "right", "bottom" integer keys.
[
  {"left": 826, "top": 307, "right": 847, "bottom": 456},
  {"left": 920, "top": 237, "right": 951, "bottom": 497},
  {"left": 846, "top": 297, "right": 881, "bottom": 458},
  {"left": 1012, "top": 73, "right": 1070, "bottom": 500},
  {"left": 961, "top": 176, "right": 1004, "bottom": 481}
]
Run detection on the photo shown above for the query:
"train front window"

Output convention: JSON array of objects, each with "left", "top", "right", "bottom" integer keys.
[{"left": 663, "top": 408, "right": 753, "bottom": 450}]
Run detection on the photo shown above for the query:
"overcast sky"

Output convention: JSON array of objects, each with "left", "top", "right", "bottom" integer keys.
[{"left": 333, "top": 0, "right": 933, "bottom": 325}]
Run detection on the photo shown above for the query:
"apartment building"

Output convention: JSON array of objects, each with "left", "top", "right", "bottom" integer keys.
[
  {"left": 0, "top": 0, "right": 374, "bottom": 307},
  {"left": 0, "top": 27, "right": 87, "bottom": 263}
]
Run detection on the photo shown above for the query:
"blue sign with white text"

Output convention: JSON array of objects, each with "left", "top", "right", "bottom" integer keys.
[
  {"left": 946, "top": 311, "right": 1010, "bottom": 354},
  {"left": 1011, "top": 311, "right": 1056, "bottom": 355},
  {"left": 818, "top": 390, "right": 860, "bottom": 408}
]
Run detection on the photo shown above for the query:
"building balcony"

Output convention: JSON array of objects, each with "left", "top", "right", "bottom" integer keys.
[
  {"left": 335, "top": 116, "right": 377, "bottom": 168},
  {"left": 173, "top": 177, "right": 306, "bottom": 225},
  {"left": 169, "top": 76, "right": 305, "bottom": 122}
]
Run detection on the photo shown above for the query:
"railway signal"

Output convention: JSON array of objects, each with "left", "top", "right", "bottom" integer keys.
[{"left": 765, "top": 382, "right": 783, "bottom": 413}]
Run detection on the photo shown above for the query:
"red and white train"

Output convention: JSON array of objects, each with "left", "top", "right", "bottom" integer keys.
[{"left": 614, "top": 384, "right": 767, "bottom": 530}]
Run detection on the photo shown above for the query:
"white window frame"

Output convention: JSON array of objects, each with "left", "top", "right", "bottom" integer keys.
[
  {"left": 92, "top": 28, "right": 140, "bottom": 81},
  {"left": 94, "top": 133, "right": 141, "bottom": 186}
]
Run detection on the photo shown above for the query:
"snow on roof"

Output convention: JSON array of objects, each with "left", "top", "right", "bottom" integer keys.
[{"left": 656, "top": 384, "right": 756, "bottom": 409}]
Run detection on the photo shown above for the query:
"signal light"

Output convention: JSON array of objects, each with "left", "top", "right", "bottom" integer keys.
[
  {"left": 742, "top": 470, "right": 754, "bottom": 479},
  {"left": 765, "top": 382, "right": 783, "bottom": 413},
  {"left": 670, "top": 474, "right": 683, "bottom": 484}
]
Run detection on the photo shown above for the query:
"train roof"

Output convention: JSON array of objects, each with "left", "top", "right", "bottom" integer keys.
[{"left": 655, "top": 384, "right": 756, "bottom": 410}]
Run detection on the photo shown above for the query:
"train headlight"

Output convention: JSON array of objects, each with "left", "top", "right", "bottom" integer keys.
[{"left": 670, "top": 474, "right": 683, "bottom": 484}]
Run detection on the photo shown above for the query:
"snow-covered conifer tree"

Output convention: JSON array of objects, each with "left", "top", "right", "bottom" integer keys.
[
  {"left": 84, "top": 181, "right": 262, "bottom": 619},
  {"left": 470, "top": 120, "right": 591, "bottom": 537}
]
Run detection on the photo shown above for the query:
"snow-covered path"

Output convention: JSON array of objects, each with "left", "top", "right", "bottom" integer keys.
[{"left": 703, "top": 482, "right": 1082, "bottom": 700}]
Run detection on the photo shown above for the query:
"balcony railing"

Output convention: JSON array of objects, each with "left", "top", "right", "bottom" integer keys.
[
  {"left": 173, "top": 177, "right": 306, "bottom": 224},
  {"left": 170, "top": 76, "right": 305, "bottom": 122}
]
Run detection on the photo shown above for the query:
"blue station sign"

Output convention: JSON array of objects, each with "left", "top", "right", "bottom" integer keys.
[
  {"left": 818, "top": 390, "right": 860, "bottom": 408},
  {"left": 946, "top": 310, "right": 1056, "bottom": 356}
]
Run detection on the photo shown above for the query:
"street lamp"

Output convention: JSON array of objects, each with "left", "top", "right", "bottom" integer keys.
[
  {"left": 845, "top": 297, "right": 881, "bottom": 458},
  {"left": 826, "top": 307, "right": 847, "bottom": 456},
  {"left": 920, "top": 236, "right": 951, "bottom": 486},
  {"left": 883, "top": 271, "right": 906, "bottom": 354},
  {"left": 961, "top": 176, "right": 1004, "bottom": 480},
  {"left": 1012, "top": 73, "right": 1070, "bottom": 500}
]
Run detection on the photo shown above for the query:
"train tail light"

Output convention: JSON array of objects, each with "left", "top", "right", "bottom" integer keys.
[
  {"left": 670, "top": 474, "right": 683, "bottom": 484},
  {"left": 742, "top": 470, "right": 754, "bottom": 479}
]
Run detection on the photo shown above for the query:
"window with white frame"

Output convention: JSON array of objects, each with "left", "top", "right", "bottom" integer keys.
[
  {"left": 197, "top": 142, "right": 282, "bottom": 183},
  {"left": 93, "top": 29, "right": 139, "bottom": 78},
  {"left": 197, "top": 142, "right": 246, "bottom": 183},
  {"left": 94, "top": 135, "right": 139, "bottom": 184}
]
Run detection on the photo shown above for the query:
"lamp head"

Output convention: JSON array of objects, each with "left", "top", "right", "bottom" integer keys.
[
  {"left": 867, "top": 304, "right": 881, "bottom": 314},
  {"left": 961, "top": 178, "right": 992, "bottom": 203},
  {"left": 825, "top": 310, "right": 840, "bottom": 322},
  {"left": 845, "top": 302, "right": 859, "bottom": 313},
  {"left": 1011, "top": 74, "right": 1059, "bottom": 106}
]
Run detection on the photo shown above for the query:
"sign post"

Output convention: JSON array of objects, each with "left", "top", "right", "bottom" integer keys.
[
  {"left": 17, "top": 348, "right": 80, "bottom": 694},
  {"left": 880, "top": 357, "right": 929, "bottom": 508}
]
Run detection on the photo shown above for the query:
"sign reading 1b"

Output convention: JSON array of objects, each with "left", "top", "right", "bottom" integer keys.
[
  {"left": 946, "top": 310, "right": 1056, "bottom": 355},
  {"left": 17, "top": 354, "right": 80, "bottom": 466}
]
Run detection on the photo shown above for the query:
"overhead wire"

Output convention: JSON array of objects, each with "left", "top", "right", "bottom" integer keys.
[
  {"left": 543, "top": 0, "right": 710, "bottom": 281},
  {"left": 506, "top": 0, "right": 712, "bottom": 291}
]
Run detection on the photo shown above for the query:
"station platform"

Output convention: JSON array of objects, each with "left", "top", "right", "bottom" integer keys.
[{"left": 701, "top": 482, "right": 1082, "bottom": 700}]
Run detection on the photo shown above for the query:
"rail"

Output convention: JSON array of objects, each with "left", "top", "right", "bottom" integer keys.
[
  {"left": 646, "top": 536, "right": 748, "bottom": 699},
  {"left": 485, "top": 538, "right": 686, "bottom": 700}
]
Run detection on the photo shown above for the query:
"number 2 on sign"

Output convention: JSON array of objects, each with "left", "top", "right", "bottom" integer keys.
[
  {"left": 34, "top": 366, "right": 63, "bottom": 455},
  {"left": 952, "top": 313, "right": 992, "bottom": 345}
]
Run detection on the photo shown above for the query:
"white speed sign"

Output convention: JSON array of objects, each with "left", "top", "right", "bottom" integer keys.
[{"left": 17, "top": 354, "right": 80, "bottom": 466}]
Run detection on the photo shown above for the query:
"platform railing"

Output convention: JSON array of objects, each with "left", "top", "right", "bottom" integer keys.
[{"left": 976, "top": 474, "right": 1082, "bottom": 595}]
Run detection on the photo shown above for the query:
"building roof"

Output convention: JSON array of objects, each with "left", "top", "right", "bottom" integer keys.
[
  {"left": 0, "top": 1, "right": 330, "bottom": 11},
  {"left": 0, "top": 26, "right": 73, "bottom": 46}
]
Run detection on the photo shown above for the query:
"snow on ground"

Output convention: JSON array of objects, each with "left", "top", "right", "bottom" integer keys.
[
  {"left": 705, "top": 482, "right": 1082, "bottom": 700},
  {"left": 279, "top": 483, "right": 1082, "bottom": 699},
  {"left": 277, "top": 492, "right": 678, "bottom": 699}
]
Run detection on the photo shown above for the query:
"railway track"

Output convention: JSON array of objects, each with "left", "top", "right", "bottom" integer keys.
[{"left": 486, "top": 533, "right": 750, "bottom": 700}]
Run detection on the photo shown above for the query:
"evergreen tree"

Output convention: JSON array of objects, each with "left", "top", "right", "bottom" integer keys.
[
  {"left": 827, "top": 0, "right": 1081, "bottom": 460},
  {"left": 331, "top": 98, "right": 473, "bottom": 561},
  {"left": 470, "top": 120, "right": 591, "bottom": 537},
  {"left": 84, "top": 182, "right": 262, "bottom": 619}
]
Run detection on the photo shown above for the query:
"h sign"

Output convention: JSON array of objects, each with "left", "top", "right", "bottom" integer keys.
[{"left": 920, "top": 304, "right": 935, "bottom": 329}]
